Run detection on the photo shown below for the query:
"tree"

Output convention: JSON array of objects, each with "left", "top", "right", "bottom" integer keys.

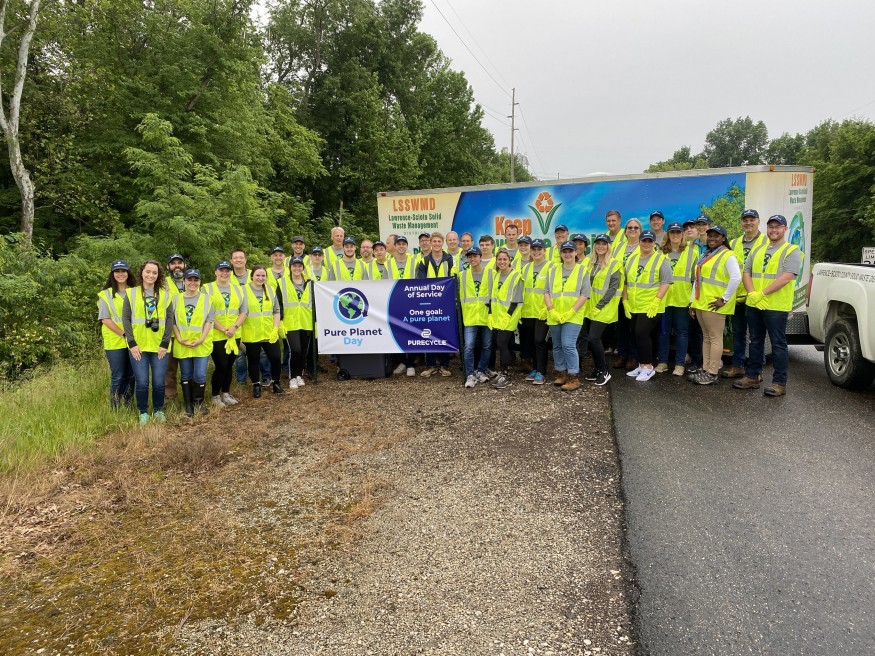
[
  {"left": 646, "top": 146, "right": 708, "bottom": 173},
  {"left": 765, "top": 132, "right": 805, "bottom": 165},
  {"left": 702, "top": 116, "right": 769, "bottom": 167},
  {"left": 0, "top": 0, "right": 41, "bottom": 244}
]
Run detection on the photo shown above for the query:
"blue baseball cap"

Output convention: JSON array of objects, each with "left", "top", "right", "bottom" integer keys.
[
  {"left": 271, "top": 246, "right": 285, "bottom": 254},
  {"left": 682, "top": 219, "right": 697, "bottom": 228},
  {"left": 373, "top": 240, "right": 386, "bottom": 248},
  {"left": 518, "top": 235, "right": 533, "bottom": 244},
  {"left": 741, "top": 209, "right": 760, "bottom": 219},
  {"left": 594, "top": 233, "right": 612, "bottom": 244},
  {"left": 111, "top": 260, "right": 130, "bottom": 272},
  {"left": 649, "top": 210, "right": 665, "bottom": 219},
  {"left": 640, "top": 230, "right": 657, "bottom": 241},
  {"left": 767, "top": 214, "right": 788, "bottom": 226},
  {"left": 215, "top": 260, "right": 232, "bottom": 270},
  {"left": 395, "top": 235, "right": 408, "bottom": 243},
  {"left": 530, "top": 239, "right": 546, "bottom": 248},
  {"left": 289, "top": 256, "right": 305, "bottom": 266},
  {"left": 571, "top": 233, "right": 589, "bottom": 243},
  {"left": 342, "top": 236, "right": 356, "bottom": 245},
  {"left": 418, "top": 232, "right": 431, "bottom": 240},
  {"left": 168, "top": 253, "right": 185, "bottom": 264},
  {"left": 667, "top": 222, "right": 684, "bottom": 232},
  {"left": 310, "top": 246, "right": 323, "bottom": 254},
  {"left": 183, "top": 268, "right": 201, "bottom": 279},
  {"left": 694, "top": 214, "right": 712, "bottom": 225},
  {"left": 554, "top": 224, "right": 569, "bottom": 233},
  {"left": 466, "top": 246, "right": 482, "bottom": 256},
  {"left": 291, "top": 235, "right": 305, "bottom": 243},
  {"left": 706, "top": 225, "right": 728, "bottom": 238},
  {"left": 559, "top": 241, "right": 576, "bottom": 251}
]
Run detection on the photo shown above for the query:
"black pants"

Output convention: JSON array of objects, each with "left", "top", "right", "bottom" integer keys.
[
  {"left": 210, "top": 339, "right": 236, "bottom": 395},
  {"left": 287, "top": 330, "right": 312, "bottom": 379},
  {"left": 632, "top": 313, "right": 661, "bottom": 366},
  {"left": 533, "top": 318, "right": 550, "bottom": 374},
  {"left": 245, "top": 341, "right": 281, "bottom": 384},
  {"left": 519, "top": 318, "right": 536, "bottom": 361},
  {"left": 494, "top": 329, "right": 515, "bottom": 373},
  {"left": 584, "top": 319, "right": 609, "bottom": 372}
]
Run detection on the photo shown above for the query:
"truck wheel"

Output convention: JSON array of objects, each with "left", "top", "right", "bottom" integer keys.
[
  {"left": 337, "top": 369, "right": 350, "bottom": 381},
  {"left": 824, "top": 318, "right": 875, "bottom": 390}
]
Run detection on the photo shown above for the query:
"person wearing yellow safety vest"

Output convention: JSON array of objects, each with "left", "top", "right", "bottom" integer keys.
[
  {"left": 172, "top": 269, "right": 215, "bottom": 416},
  {"left": 547, "top": 224, "right": 570, "bottom": 265},
  {"left": 733, "top": 214, "right": 802, "bottom": 397},
  {"left": 285, "top": 236, "right": 309, "bottom": 269},
  {"left": 333, "top": 236, "right": 368, "bottom": 281},
  {"left": 614, "top": 218, "right": 643, "bottom": 371},
  {"left": 572, "top": 233, "right": 589, "bottom": 263},
  {"left": 516, "top": 235, "right": 532, "bottom": 271},
  {"left": 648, "top": 210, "right": 666, "bottom": 245},
  {"left": 655, "top": 223, "right": 696, "bottom": 377},
  {"left": 371, "top": 241, "right": 391, "bottom": 280},
  {"left": 279, "top": 257, "right": 313, "bottom": 390},
  {"left": 98, "top": 260, "right": 137, "bottom": 409},
  {"left": 458, "top": 233, "right": 474, "bottom": 271},
  {"left": 460, "top": 246, "right": 496, "bottom": 389},
  {"left": 622, "top": 230, "right": 672, "bottom": 382},
  {"left": 446, "top": 231, "right": 465, "bottom": 272},
  {"left": 359, "top": 239, "right": 382, "bottom": 280},
  {"left": 164, "top": 253, "right": 186, "bottom": 401},
  {"left": 241, "top": 265, "right": 284, "bottom": 398},
  {"left": 305, "top": 246, "right": 333, "bottom": 281},
  {"left": 267, "top": 246, "right": 288, "bottom": 293},
  {"left": 605, "top": 210, "right": 626, "bottom": 260},
  {"left": 122, "top": 260, "right": 175, "bottom": 424},
  {"left": 519, "top": 237, "right": 550, "bottom": 383},
  {"left": 204, "top": 260, "right": 247, "bottom": 408},
  {"left": 544, "top": 241, "right": 591, "bottom": 392},
  {"left": 502, "top": 224, "right": 523, "bottom": 270},
  {"left": 581, "top": 235, "right": 622, "bottom": 387},
  {"left": 230, "top": 248, "right": 251, "bottom": 287},
  {"left": 688, "top": 226, "right": 741, "bottom": 385},
  {"left": 489, "top": 249, "right": 524, "bottom": 389},
  {"left": 722, "top": 209, "right": 769, "bottom": 379},
  {"left": 417, "top": 231, "right": 455, "bottom": 377},
  {"left": 478, "top": 234, "right": 496, "bottom": 269},
  {"left": 324, "top": 226, "right": 345, "bottom": 270},
  {"left": 387, "top": 235, "right": 416, "bottom": 281},
  {"left": 414, "top": 232, "right": 432, "bottom": 269}
]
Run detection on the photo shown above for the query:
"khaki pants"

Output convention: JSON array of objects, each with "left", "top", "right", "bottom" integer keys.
[{"left": 697, "top": 310, "right": 726, "bottom": 375}]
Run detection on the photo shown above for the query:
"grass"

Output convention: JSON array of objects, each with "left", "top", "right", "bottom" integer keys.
[{"left": 0, "top": 358, "right": 139, "bottom": 473}]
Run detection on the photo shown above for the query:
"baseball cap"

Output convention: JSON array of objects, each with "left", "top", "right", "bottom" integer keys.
[
  {"left": 571, "top": 233, "right": 589, "bottom": 243},
  {"left": 554, "top": 224, "right": 569, "bottom": 233},
  {"left": 667, "top": 222, "right": 684, "bottom": 232},
  {"left": 594, "top": 233, "right": 612, "bottom": 244},
  {"left": 640, "top": 230, "right": 657, "bottom": 241},
  {"left": 271, "top": 246, "right": 285, "bottom": 254},
  {"left": 289, "top": 256, "right": 305, "bottom": 266},
  {"left": 741, "top": 209, "right": 760, "bottom": 220},
  {"left": 694, "top": 215, "right": 712, "bottom": 225},
  {"left": 291, "top": 235, "right": 305, "bottom": 243},
  {"left": 530, "top": 239, "right": 546, "bottom": 248},
  {"left": 706, "top": 225, "right": 728, "bottom": 238},
  {"left": 215, "top": 260, "right": 232, "bottom": 270},
  {"left": 310, "top": 246, "right": 323, "bottom": 254},
  {"left": 649, "top": 210, "right": 665, "bottom": 219},
  {"left": 111, "top": 260, "right": 130, "bottom": 272},
  {"left": 418, "top": 232, "right": 431, "bottom": 239},
  {"left": 342, "top": 236, "right": 356, "bottom": 245},
  {"left": 373, "top": 240, "right": 386, "bottom": 248},
  {"left": 466, "top": 246, "right": 482, "bottom": 256},
  {"left": 183, "top": 268, "right": 201, "bottom": 279},
  {"left": 682, "top": 219, "right": 697, "bottom": 228},
  {"left": 395, "top": 235, "right": 408, "bottom": 243},
  {"left": 559, "top": 241, "right": 576, "bottom": 251},
  {"left": 767, "top": 214, "right": 788, "bottom": 226},
  {"left": 518, "top": 235, "right": 533, "bottom": 244},
  {"left": 168, "top": 253, "right": 185, "bottom": 264}
]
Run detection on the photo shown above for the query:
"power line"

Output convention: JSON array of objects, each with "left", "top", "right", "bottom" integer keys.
[
  {"left": 517, "top": 103, "right": 546, "bottom": 175},
  {"left": 427, "top": 0, "right": 512, "bottom": 99},
  {"left": 441, "top": 0, "right": 513, "bottom": 91}
]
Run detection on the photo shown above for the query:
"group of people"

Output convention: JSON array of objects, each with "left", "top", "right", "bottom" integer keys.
[{"left": 98, "top": 208, "right": 801, "bottom": 421}]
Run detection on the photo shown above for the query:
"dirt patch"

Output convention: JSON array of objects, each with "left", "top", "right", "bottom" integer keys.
[{"left": 1, "top": 364, "right": 635, "bottom": 655}]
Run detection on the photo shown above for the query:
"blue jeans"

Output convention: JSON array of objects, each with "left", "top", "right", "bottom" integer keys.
[
  {"left": 745, "top": 307, "right": 789, "bottom": 384},
  {"left": 657, "top": 306, "right": 690, "bottom": 365},
  {"left": 550, "top": 322, "right": 583, "bottom": 375},
  {"left": 129, "top": 350, "right": 170, "bottom": 414},
  {"left": 235, "top": 350, "right": 271, "bottom": 383},
  {"left": 463, "top": 325, "right": 493, "bottom": 375},
  {"left": 731, "top": 302, "right": 750, "bottom": 368},
  {"left": 105, "top": 348, "right": 134, "bottom": 409},
  {"left": 178, "top": 355, "right": 209, "bottom": 385}
]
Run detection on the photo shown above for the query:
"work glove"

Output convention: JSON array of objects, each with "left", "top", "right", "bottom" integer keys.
[
  {"left": 746, "top": 291, "right": 765, "bottom": 308},
  {"left": 646, "top": 298, "right": 661, "bottom": 318},
  {"left": 623, "top": 301, "right": 632, "bottom": 320},
  {"left": 548, "top": 308, "right": 562, "bottom": 324},
  {"left": 560, "top": 310, "right": 573, "bottom": 324},
  {"left": 269, "top": 327, "right": 279, "bottom": 343},
  {"left": 224, "top": 339, "right": 239, "bottom": 355},
  {"left": 277, "top": 325, "right": 287, "bottom": 338}
]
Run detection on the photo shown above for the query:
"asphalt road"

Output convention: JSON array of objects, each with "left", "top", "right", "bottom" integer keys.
[{"left": 612, "top": 345, "right": 875, "bottom": 655}]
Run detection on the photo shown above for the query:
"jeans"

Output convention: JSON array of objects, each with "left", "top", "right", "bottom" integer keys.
[
  {"left": 178, "top": 355, "right": 209, "bottom": 385},
  {"left": 657, "top": 306, "right": 690, "bottom": 366},
  {"left": 731, "top": 302, "right": 749, "bottom": 368},
  {"left": 105, "top": 348, "right": 134, "bottom": 409},
  {"left": 129, "top": 350, "right": 170, "bottom": 414},
  {"left": 746, "top": 307, "right": 789, "bottom": 385},
  {"left": 235, "top": 350, "right": 271, "bottom": 383},
  {"left": 463, "top": 325, "right": 492, "bottom": 375},
  {"left": 550, "top": 322, "right": 583, "bottom": 375}
]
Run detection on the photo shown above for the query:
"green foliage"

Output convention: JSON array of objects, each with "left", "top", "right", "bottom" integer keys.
[
  {"left": 702, "top": 117, "right": 769, "bottom": 167},
  {"left": 699, "top": 185, "right": 745, "bottom": 240},
  {"left": 764, "top": 132, "right": 805, "bottom": 165}
]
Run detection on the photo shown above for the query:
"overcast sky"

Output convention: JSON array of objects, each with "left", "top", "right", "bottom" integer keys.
[{"left": 418, "top": 0, "right": 875, "bottom": 180}]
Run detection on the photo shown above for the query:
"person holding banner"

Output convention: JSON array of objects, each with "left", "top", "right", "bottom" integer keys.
[
  {"left": 490, "top": 249, "right": 524, "bottom": 389},
  {"left": 280, "top": 257, "right": 313, "bottom": 390},
  {"left": 306, "top": 246, "right": 332, "bottom": 281},
  {"left": 371, "top": 240, "right": 390, "bottom": 280},
  {"left": 460, "top": 246, "right": 495, "bottom": 388},
  {"left": 417, "top": 231, "right": 453, "bottom": 377},
  {"left": 333, "top": 237, "right": 367, "bottom": 281},
  {"left": 545, "top": 242, "right": 590, "bottom": 392},
  {"left": 360, "top": 240, "right": 383, "bottom": 280},
  {"left": 241, "top": 265, "right": 284, "bottom": 397}
]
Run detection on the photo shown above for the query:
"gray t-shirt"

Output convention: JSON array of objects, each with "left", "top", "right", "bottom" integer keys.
[
  {"left": 496, "top": 271, "right": 524, "bottom": 304},
  {"left": 250, "top": 285, "right": 281, "bottom": 315},
  {"left": 212, "top": 283, "right": 249, "bottom": 316},
  {"left": 550, "top": 265, "right": 591, "bottom": 298},
  {"left": 743, "top": 241, "right": 802, "bottom": 276},
  {"left": 589, "top": 263, "right": 621, "bottom": 308},
  {"left": 636, "top": 253, "right": 674, "bottom": 285},
  {"left": 176, "top": 293, "right": 216, "bottom": 326},
  {"left": 234, "top": 271, "right": 249, "bottom": 285}
]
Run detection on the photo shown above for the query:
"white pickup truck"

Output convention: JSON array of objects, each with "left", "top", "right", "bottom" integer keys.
[{"left": 807, "top": 262, "right": 875, "bottom": 389}]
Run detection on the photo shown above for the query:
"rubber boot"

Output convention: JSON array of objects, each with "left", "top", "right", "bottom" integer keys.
[
  {"left": 253, "top": 382, "right": 262, "bottom": 398},
  {"left": 194, "top": 383, "right": 207, "bottom": 414},
  {"left": 181, "top": 380, "right": 194, "bottom": 418}
]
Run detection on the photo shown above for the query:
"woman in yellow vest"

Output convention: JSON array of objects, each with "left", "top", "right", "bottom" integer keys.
[
  {"left": 122, "top": 260, "right": 175, "bottom": 424},
  {"left": 622, "top": 230, "right": 672, "bottom": 382},
  {"left": 98, "top": 260, "right": 137, "bottom": 409},
  {"left": 172, "top": 269, "right": 215, "bottom": 416},
  {"left": 279, "top": 257, "right": 314, "bottom": 390},
  {"left": 544, "top": 241, "right": 590, "bottom": 392},
  {"left": 519, "top": 239, "right": 553, "bottom": 385},
  {"left": 204, "top": 260, "right": 246, "bottom": 407},
  {"left": 489, "top": 249, "right": 524, "bottom": 389},
  {"left": 656, "top": 222, "right": 696, "bottom": 376},
  {"left": 581, "top": 235, "right": 622, "bottom": 387},
  {"left": 614, "top": 218, "right": 643, "bottom": 370},
  {"left": 459, "top": 246, "right": 495, "bottom": 388},
  {"left": 241, "top": 265, "right": 284, "bottom": 397},
  {"left": 689, "top": 225, "right": 740, "bottom": 385}
]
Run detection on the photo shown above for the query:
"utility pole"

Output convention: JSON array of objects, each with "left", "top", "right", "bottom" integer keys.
[{"left": 509, "top": 87, "right": 518, "bottom": 183}]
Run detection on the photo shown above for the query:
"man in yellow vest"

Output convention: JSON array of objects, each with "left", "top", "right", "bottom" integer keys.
[
  {"left": 387, "top": 235, "right": 416, "bottom": 281},
  {"left": 164, "top": 253, "right": 186, "bottom": 400},
  {"left": 606, "top": 211, "right": 626, "bottom": 260},
  {"left": 417, "top": 231, "right": 454, "bottom": 377},
  {"left": 503, "top": 223, "right": 522, "bottom": 269},
  {"left": 333, "top": 236, "right": 367, "bottom": 280},
  {"left": 722, "top": 209, "right": 769, "bottom": 379},
  {"left": 372, "top": 240, "right": 390, "bottom": 280},
  {"left": 324, "top": 226, "right": 345, "bottom": 269},
  {"left": 548, "top": 224, "right": 570, "bottom": 264},
  {"left": 446, "top": 231, "right": 465, "bottom": 271},
  {"left": 286, "top": 236, "right": 309, "bottom": 268},
  {"left": 733, "top": 214, "right": 802, "bottom": 397},
  {"left": 359, "top": 239, "right": 382, "bottom": 280}
]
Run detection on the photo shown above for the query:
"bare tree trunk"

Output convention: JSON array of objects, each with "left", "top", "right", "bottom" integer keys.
[{"left": 0, "top": 0, "right": 41, "bottom": 246}]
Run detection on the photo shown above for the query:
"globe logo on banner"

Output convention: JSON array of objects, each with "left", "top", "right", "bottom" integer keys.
[{"left": 333, "top": 288, "right": 369, "bottom": 325}]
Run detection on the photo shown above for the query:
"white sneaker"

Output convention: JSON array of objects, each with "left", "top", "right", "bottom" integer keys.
[
  {"left": 475, "top": 370, "right": 490, "bottom": 383},
  {"left": 221, "top": 393, "right": 238, "bottom": 406},
  {"left": 485, "top": 369, "right": 498, "bottom": 379},
  {"left": 626, "top": 367, "right": 643, "bottom": 377},
  {"left": 393, "top": 363, "right": 407, "bottom": 375},
  {"left": 636, "top": 367, "right": 656, "bottom": 382},
  {"left": 406, "top": 367, "right": 416, "bottom": 377},
  {"left": 296, "top": 376, "right": 305, "bottom": 387},
  {"left": 465, "top": 374, "right": 476, "bottom": 388},
  {"left": 289, "top": 378, "right": 299, "bottom": 389},
  {"left": 672, "top": 365, "right": 685, "bottom": 377},
  {"left": 655, "top": 362, "right": 669, "bottom": 373},
  {"left": 211, "top": 395, "right": 225, "bottom": 406}
]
